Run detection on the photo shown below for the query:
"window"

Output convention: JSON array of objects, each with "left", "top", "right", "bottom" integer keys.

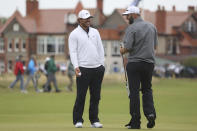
[
  {"left": 102, "top": 40, "right": 107, "bottom": 56},
  {"left": 8, "top": 39, "right": 12, "bottom": 52},
  {"left": 22, "top": 39, "right": 26, "bottom": 52},
  {"left": 22, "top": 61, "right": 26, "bottom": 67},
  {"left": 166, "top": 38, "right": 179, "bottom": 55},
  {"left": 15, "top": 38, "right": 19, "bottom": 52},
  {"left": 0, "top": 38, "right": 4, "bottom": 53},
  {"left": 47, "top": 37, "right": 55, "bottom": 53},
  {"left": 37, "top": 37, "right": 45, "bottom": 54},
  {"left": 37, "top": 36, "right": 65, "bottom": 54},
  {"left": 185, "top": 21, "right": 196, "bottom": 33},
  {"left": 111, "top": 41, "right": 120, "bottom": 56},
  {"left": 8, "top": 60, "right": 12, "bottom": 71},
  {"left": 13, "top": 23, "right": 19, "bottom": 31},
  {"left": 0, "top": 60, "right": 5, "bottom": 74},
  {"left": 58, "top": 37, "right": 65, "bottom": 54}
]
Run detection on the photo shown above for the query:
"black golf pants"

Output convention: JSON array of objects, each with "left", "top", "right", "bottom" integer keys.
[
  {"left": 73, "top": 65, "right": 105, "bottom": 125},
  {"left": 126, "top": 62, "right": 156, "bottom": 121}
]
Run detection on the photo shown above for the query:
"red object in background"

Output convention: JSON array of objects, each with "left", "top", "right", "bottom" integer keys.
[{"left": 14, "top": 61, "right": 24, "bottom": 75}]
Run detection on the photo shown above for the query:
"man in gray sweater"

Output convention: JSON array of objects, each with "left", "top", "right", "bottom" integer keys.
[{"left": 120, "top": 6, "right": 158, "bottom": 129}]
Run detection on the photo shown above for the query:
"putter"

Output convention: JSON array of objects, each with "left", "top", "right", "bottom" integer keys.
[{"left": 120, "top": 43, "right": 130, "bottom": 97}]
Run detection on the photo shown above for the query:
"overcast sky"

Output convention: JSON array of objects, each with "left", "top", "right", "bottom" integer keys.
[{"left": 0, "top": 0, "right": 197, "bottom": 17}]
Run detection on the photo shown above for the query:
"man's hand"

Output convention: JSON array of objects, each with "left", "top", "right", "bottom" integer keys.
[
  {"left": 75, "top": 67, "right": 81, "bottom": 77},
  {"left": 120, "top": 47, "right": 128, "bottom": 55}
]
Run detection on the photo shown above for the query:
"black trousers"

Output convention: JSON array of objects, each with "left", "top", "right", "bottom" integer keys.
[
  {"left": 73, "top": 65, "right": 105, "bottom": 125},
  {"left": 126, "top": 62, "right": 156, "bottom": 121}
]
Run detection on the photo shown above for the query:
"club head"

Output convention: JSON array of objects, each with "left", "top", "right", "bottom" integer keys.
[{"left": 126, "top": 84, "right": 130, "bottom": 97}]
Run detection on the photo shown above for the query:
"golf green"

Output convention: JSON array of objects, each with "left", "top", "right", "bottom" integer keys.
[{"left": 0, "top": 74, "right": 197, "bottom": 131}]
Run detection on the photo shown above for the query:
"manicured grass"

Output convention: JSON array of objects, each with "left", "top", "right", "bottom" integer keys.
[{"left": 0, "top": 74, "right": 197, "bottom": 131}]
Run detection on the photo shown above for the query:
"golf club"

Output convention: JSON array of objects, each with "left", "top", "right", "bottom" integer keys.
[{"left": 120, "top": 43, "right": 130, "bottom": 97}]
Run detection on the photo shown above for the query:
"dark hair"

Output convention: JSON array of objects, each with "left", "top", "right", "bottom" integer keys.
[{"left": 50, "top": 55, "right": 55, "bottom": 59}]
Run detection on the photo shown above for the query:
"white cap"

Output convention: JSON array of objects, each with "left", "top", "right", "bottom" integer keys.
[
  {"left": 45, "top": 57, "right": 50, "bottom": 62},
  {"left": 122, "top": 6, "right": 140, "bottom": 15},
  {"left": 78, "top": 9, "right": 93, "bottom": 19}
]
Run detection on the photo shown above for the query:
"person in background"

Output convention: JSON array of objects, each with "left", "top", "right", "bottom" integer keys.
[
  {"left": 24, "top": 55, "right": 39, "bottom": 92},
  {"left": 69, "top": 9, "right": 105, "bottom": 128},
  {"left": 8, "top": 55, "right": 27, "bottom": 93},
  {"left": 44, "top": 55, "right": 61, "bottom": 93},
  {"left": 42, "top": 57, "right": 51, "bottom": 92},
  {"left": 120, "top": 6, "right": 157, "bottom": 129},
  {"left": 65, "top": 55, "right": 75, "bottom": 92}
]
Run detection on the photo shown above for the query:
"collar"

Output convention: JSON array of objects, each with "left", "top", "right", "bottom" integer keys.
[
  {"left": 78, "top": 25, "right": 90, "bottom": 33},
  {"left": 134, "top": 17, "right": 143, "bottom": 23}
]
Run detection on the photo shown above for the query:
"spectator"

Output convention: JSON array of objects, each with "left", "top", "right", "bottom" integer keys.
[
  {"left": 24, "top": 55, "right": 40, "bottom": 92},
  {"left": 8, "top": 55, "right": 27, "bottom": 93},
  {"left": 42, "top": 57, "right": 51, "bottom": 92},
  {"left": 65, "top": 56, "right": 75, "bottom": 92},
  {"left": 44, "top": 55, "right": 61, "bottom": 92}
]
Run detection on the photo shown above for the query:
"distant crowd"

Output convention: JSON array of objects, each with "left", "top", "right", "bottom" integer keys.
[
  {"left": 8, "top": 54, "right": 74, "bottom": 94},
  {"left": 154, "top": 63, "right": 197, "bottom": 78}
]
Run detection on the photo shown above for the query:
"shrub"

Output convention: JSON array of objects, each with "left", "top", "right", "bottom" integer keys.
[{"left": 182, "top": 57, "right": 197, "bottom": 67}]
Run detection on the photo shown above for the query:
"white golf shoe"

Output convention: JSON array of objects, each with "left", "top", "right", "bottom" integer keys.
[
  {"left": 75, "top": 122, "right": 83, "bottom": 128},
  {"left": 21, "top": 90, "right": 28, "bottom": 94},
  {"left": 91, "top": 122, "right": 103, "bottom": 128}
]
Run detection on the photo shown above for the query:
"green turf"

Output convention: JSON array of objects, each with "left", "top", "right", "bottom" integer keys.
[{"left": 0, "top": 75, "right": 197, "bottom": 131}]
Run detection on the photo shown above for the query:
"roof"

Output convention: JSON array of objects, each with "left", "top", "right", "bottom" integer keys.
[
  {"left": 28, "top": 7, "right": 96, "bottom": 34},
  {"left": 115, "top": 8, "right": 197, "bottom": 48},
  {"left": 116, "top": 9, "right": 128, "bottom": 23},
  {"left": 0, "top": 1, "right": 97, "bottom": 34},
  {"left": 143, "top": 9, "right": 192, "bottom": 34},
  {"left": 0, "top": 2, "right": 195, "bottom": 38},
  {"left": 165, "top": 11, "right": 191, "bottom": 34},
  {"left": 0, "top": 9, "right": 71, "bottom": 34},
  {"left": 0, "top": 10, "right": 28, "bottom": 33},
  {"left": 0, "top": 10, "right": 37, "bottom": 33},
  {"left": 115, "top": 8, "right": 192, "bottom": 35},
  {"left": 27, "top": 9, "right": 72, "bottom": 34},
  {"left": 143, "top": 10, "right": 156, "bottom": 25},
  {"left": 180, "top": 31, "right": 197, "bottom": 47},
  {"left": 99, "top": 28, "right": 121, "bottom": 40}
]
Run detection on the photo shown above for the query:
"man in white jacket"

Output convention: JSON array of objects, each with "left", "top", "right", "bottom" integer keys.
[{"left": 68, "top": 9, "right": 105, "bottom": 128}]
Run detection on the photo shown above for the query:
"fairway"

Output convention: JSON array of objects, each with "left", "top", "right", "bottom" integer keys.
[{"left": 0, "top": 74, "right": 197, "bottom": 131}]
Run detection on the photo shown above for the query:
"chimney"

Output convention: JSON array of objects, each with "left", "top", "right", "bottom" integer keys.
[
  {"left": 157, "top": 5, "right": 161, "bottom": 11},
  {"left": 74, "top": 1, "right": 83, "bottom": 14},
  {"left": 97, "top": 0, "right": 103, "bottom": 13},
  {"left": 188, "top": 6, "right": 195, "bottom": 13},
  {"left": 96, "top": 0, "right": 105, "bottom": 26},
  {"left": 26, "top": 0, "right": 38, "bottom": 16},
  {"left": 156, "top": 5, "right": 166, "bottom": 33},
  {"left": 172, "top": 5, "right": 176, "bottom": 11},
  {"left": 162, "top": 6, "right": 165, "bottom": 11}
]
